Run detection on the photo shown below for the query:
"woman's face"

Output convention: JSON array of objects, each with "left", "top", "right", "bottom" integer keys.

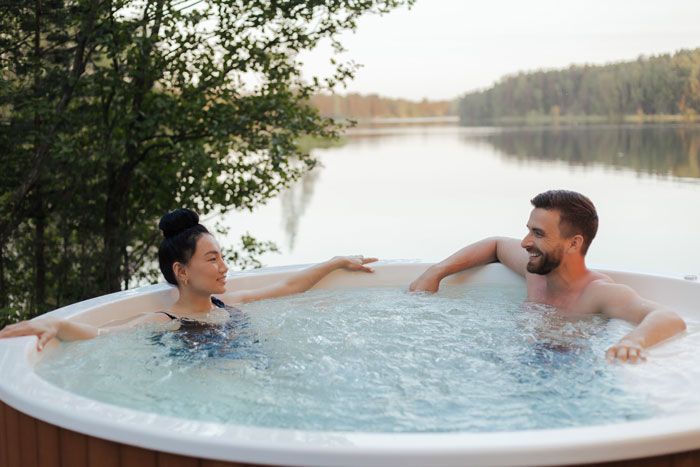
[{"left": 179, "top": 233, "right": 229, "bottom": 294}]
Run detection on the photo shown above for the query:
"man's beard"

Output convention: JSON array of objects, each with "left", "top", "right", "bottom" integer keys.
[{"left": 526, "top": 247, "right": 563, "bottom": 275}]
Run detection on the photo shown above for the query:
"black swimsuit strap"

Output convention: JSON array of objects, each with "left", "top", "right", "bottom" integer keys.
[
  {"left": 156, "top": 310, "right": 178, "bottom": 320},
  {"left": 157, "top": 297, "right": 226, "bottom": 320}
]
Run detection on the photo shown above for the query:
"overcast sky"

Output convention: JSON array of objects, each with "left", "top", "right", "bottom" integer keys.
[{"left": 298, "top": 0, "right": 700, "bottom": 101}]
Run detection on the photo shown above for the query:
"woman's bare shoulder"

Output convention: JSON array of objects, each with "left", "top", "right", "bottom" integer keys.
[{"left": 149, "top": 311, "right": 176, "bottom": 322}]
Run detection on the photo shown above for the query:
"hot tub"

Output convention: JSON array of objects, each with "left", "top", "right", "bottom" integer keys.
[{"left": 1, "top": 262, "right": 700, "bottom": 467}]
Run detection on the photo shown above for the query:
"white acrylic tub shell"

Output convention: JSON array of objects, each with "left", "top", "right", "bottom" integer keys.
[{"left": 1, "top": 262, "right": 700, "bottom": 467}]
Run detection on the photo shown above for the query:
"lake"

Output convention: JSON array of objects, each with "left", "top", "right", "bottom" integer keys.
[{"left": 219, "top": 123, "right": 700, "bottom": 277}]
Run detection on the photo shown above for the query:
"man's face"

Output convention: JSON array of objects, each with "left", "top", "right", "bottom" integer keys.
[{"left": 521, "top": 208, "right": 566, "bottom": 275}]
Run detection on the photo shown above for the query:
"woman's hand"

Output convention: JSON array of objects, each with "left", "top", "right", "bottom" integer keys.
[
  {"left": 0, "top": 318, "right": 62, "bottom": 351},
  {"left": 223, "top": 255, "right": 379, "bottom": 304},
  {"left": 334, "top": 255, "right": 378, "bottom": 272}
]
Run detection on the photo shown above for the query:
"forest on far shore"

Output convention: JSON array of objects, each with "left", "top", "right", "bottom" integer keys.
[
  {"left": 309, "top": 93, "right": 457, "bottom": 120},
  {"left": 458, "top": 48, "right": 700, "bottom": 125},
  {"left": 310, "top": 49, "right": 700, "bottom": 125}
]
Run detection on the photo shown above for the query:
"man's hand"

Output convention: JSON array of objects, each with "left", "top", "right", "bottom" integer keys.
[
  {"left": 589, "top": 281, "right": 686, "bottom": 363},
  {"left": 606, "top": 340, "right": 647, "bottom": 363},
  {"left": 408, "top": 237, "right": 527, "bottom": 294},
  {"left": 409, "top": 268, "right": 441, "bottom": 293}
]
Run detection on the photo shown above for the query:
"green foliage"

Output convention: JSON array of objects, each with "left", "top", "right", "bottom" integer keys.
[
  {"left": 0, "top": 307, "right": 28, "bottom": 329},
  {"left": 224, "top": 233, "right": 281, "bottom": 271},
  {"left": 294, "top": 134, "right": 347, "bottom": 155},
  {"left": 0, "top": 0, "right": 413, "bottom": 319},
  {"left": 459, "top": 49, "right": 700, "bottom": 125}
]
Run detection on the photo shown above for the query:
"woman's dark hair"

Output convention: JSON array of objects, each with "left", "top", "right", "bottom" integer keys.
[{"left": 158, "top": 209, "right": 210, "bottom": 285}]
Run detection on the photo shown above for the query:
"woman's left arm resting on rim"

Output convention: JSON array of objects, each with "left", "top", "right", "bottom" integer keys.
[{"left": 223, "top": 255, "right": 378, "bottom": 304}]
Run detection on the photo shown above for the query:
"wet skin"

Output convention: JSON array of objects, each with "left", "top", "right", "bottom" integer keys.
[{"left": 409, "top": 208, "right": 687, "bottom": 363}]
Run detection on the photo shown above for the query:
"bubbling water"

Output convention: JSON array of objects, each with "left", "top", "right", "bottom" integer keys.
[{"left": 35, "top": 284, "right": 700, "bottom": 432}]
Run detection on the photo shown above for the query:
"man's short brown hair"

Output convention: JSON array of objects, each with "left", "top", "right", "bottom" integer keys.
[{"left": 530, "top": 190, "right": 598, "bottom": 255}]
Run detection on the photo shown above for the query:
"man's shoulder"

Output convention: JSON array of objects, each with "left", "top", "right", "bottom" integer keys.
[
  {"left": 580, "top": 273, "right": 638, "bottom": 307},
  {"left": 586, "top": 271, "right": 614, "bottom": 285},
  {"left": 583, "top": 273, "right": 625, "bottom": 294}
]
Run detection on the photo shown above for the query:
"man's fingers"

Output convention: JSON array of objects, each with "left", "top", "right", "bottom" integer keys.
[
  {"left": 361, "top": 257, "right": 378, "bottom": 265},
  {"left": 616, "top": 347, "right": 628, "bottom": 362},
  {"left": 631, "top": 348, "right": 645, "bottom": 363},
  {"left": 607, "top": 345, "right": 646, "bottom": 363},
  {"left": 408, "top": 280, "right": 438, "bottom": 294},
  {"left": 628, "top": 348, "right": 646, "bottom": 363},
  {"left": 605, "top": 347, "right": 617, "bottom": 360}
]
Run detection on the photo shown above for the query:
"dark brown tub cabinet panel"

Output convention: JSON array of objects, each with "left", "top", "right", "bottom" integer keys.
[
  {"left": 120, "top": 444, "right": 158, "bottom": 467},
  {"left": 200, "top": 460, "right": 256, "bottom": 467},
  {"left": 4, "top": 402, "right": 22, "bottom": 467},
  {"left": 156, "top": 452, "right": 201, "bottom": 467},
  {"left": 87, "top": 436, "right": 120, "bottom": 467},
  {"left": 18, "top": 410, "right": 39, "bottom": 467},
  {"left": 586, "top": 449, "right": 700, "bottom": 467},
  {"left": 0, "top": 399, "right": 8, "bottom": 467},
  {"left": 59, "top": 428, "right": 89, "bottom": 467},
  {"left": 5, "top": 399, "right": 700, "bottom": 467},
  {"left": 36, "top": 418, "right": 60, "bottom": 467},
  {"left": 0, "top": 400, "right": 264, "bottom": 467}
]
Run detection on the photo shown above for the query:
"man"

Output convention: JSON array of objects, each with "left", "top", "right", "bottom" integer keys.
[{"left": 409, "top": 190, "right": 686, "bottom": 363}]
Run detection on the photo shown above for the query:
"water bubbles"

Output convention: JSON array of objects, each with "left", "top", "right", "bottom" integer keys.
[
  {"left": 345, "top": 332, "right": 366, "bottom": 346},
  {"left": 35, "top": 284, "right": 682, "bottom": 433}
]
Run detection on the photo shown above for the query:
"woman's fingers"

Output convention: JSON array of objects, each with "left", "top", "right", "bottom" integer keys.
[
  {"left": 0, "top": 321, "right": 58, "bottom": 351},
  {"left": 343, "top": 255, "right": 377, "bottom": 272},
  {"left": 355, "top": 257, "right": 378, "bottom": 272},
  {"left": 37, "top": 331, "right": 55, "bottom": 351}
]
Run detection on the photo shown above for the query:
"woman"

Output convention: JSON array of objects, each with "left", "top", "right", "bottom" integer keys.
[{"left": 0, "top": 209, "right": 377, "bottom": 350}]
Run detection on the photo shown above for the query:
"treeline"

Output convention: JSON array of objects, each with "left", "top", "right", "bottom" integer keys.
[
  {"left": 459, "top": 48, "right": 700, "bottom": 125},
  {"left": 309, "top": 93, "right": 457, "bottom": 119}
]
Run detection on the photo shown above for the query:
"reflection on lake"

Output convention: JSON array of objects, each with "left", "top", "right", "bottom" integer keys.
[
  {"left": 280, "top": 168, "right": 321, "bottom": 251},
  {"left": 221, "top": 124, "right": 700, "bottom": 276},
  {"left": 481, "top": 125, "right": 700, "bottom": 179}
]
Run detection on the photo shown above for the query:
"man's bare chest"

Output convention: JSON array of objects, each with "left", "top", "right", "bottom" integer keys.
[{"left": 525, "top": 279, "right": 593, "bottom": 314}]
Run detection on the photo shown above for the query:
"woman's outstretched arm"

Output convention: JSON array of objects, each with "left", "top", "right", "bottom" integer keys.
[
  {"left": 0, "top": 318, "right": 99, "bottom": 350},
  {"left": 225, "top": 255, "right": 377, "bottom": 304},
  {"left": 0, "top": 312, "right": 169, "bottom": 350}
]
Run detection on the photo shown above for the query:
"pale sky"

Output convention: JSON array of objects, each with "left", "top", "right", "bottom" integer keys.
[{"left": 299, "top": 0, "right": 700, "bottom": 101}]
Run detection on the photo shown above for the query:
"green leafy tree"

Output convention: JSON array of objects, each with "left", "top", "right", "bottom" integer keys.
[{"left": 0, "top": 0, "right": 413, "bottom": 325}]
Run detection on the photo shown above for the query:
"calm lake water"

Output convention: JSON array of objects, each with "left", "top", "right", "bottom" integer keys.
[{"left": 220, "top": 123, "right": 700, "bottom": 277}]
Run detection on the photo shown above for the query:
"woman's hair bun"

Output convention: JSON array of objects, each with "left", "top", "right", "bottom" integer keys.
[
  {"left": 159, "top": 209, "right": 200, "bottom": 238},
  {"left": 158, "top": 209, "right": 210, "bottom": 285}
]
